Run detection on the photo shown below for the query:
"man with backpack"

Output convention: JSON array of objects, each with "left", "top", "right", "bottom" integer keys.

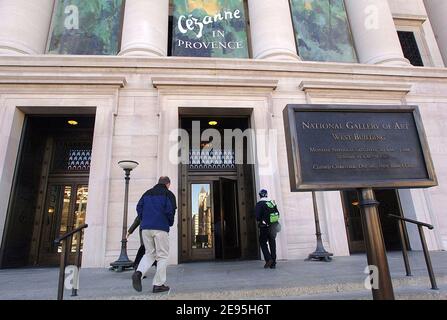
[{"left": 255, "top": 189, "right": 280, "bottom": 269}]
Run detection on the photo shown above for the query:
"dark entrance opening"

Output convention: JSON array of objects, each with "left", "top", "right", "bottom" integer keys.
[
  {"left": 1, "top": 116, "right": 95, "bottom": 268},
  {"left": 179, "top": 113, "right": 258, "bottom": 262},
  {"left": 342, "top": 189, "right": 410, "bottom": 253}
]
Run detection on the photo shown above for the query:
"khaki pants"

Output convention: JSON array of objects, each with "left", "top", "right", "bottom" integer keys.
[{"left": 137, "top": 230, "right": 169, "bottom": 286}]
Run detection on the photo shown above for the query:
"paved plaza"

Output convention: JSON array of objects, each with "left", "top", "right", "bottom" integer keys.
[{"left": 0, "top": 251, "right": 446, "bottom": 300}]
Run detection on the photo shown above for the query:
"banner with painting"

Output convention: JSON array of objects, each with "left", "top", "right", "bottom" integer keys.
[
  {"left": 290, "top": 0, "right": 357, "bottom": 62},
  {"left": 172, "top": 0, "right": 249, "bottom": 58},
  {"left": 47, "top": 0, "right": 124, "bottom": 55}
]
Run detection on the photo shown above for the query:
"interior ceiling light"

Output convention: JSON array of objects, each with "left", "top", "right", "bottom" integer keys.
[
  {"left": 208, "top": 121, "right": 218, "bottom": 126},
  {"left": 68, "top": 120, "right": 78, "bottom": 126}
]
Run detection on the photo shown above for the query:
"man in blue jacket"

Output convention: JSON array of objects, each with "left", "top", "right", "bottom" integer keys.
[{"left": 132, "top": 177, "right": 177, "bottom": 293}]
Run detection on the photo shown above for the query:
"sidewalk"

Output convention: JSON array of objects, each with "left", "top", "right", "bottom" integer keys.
[{"left": 0, "top": 251, "right": 446, "bottom": 300}]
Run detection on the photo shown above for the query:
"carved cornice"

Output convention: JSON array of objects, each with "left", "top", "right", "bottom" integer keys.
[
  {"left": 152, "top": 76, "right": 278, "bottom": 89},
  {"left": 299, "top": 80, "right": 412, "bottom": 93},
  {"left": 0, "top": 56, "right": 446, "bottom": 81},
  {"left": 299, "top": 80, "right": 412, "bottom": 100},
  {"left": 0, "top": 74, "right": 127, "bottom": 87}
]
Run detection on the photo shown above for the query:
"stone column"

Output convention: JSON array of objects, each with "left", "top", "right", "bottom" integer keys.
[
  {"left": 424, "top": 0, "right": 447, "bottom": 66},
  {"left": 119, "top": 0, "right": 169, "bottom": 57},
  {"left": 248, "top": 0, "right": 300, "bottom": 61},
  {"left": 0, "top": 0, "right": 54, "bottom": 55},
  {"left": 344, "top": 0, "right": 410, "bottom": 66}
]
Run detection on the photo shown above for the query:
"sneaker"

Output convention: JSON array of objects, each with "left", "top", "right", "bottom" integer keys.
[
  {"left": 270, "top": 263, "right": 276, "bottom": 269},
  {"left": 132, "top": 271, "right": 142, "bottom": 292},
  {"left": 264, "top": 259, "right": 274, "bottom": 269},
  {"left": 153, "top": 284, "right": 170, "bottom": 293}
]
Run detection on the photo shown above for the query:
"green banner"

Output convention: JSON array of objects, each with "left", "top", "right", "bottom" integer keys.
[
  {"left": 47, "top": 0, "right": 124, "bottom": 55},
  {"left": 172, "top": 0, "right": 249, "bottom": 58},
  {"left": 290, "top": 0, "right": 357, "bottom": 62}
]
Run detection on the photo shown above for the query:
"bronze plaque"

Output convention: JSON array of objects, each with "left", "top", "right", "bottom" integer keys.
[{"left": 283, "top": 105, "right": 437, "bottom": 191}]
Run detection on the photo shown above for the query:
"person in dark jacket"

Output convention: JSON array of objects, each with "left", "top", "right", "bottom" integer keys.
[
  {"left": 127, "top": 216, "right": 156, "bottom": 270},
  {"left": 255, "top": 189, "right": 280, "bottom": 269},
  {"left": 127, "top": 216, "right": 145, "bottom": 269},
  {"left": 132, "top": 177, "right": 177, "bottom": 294}
]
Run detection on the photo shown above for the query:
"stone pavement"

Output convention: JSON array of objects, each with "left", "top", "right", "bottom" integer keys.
[{"left": 0, "top": 251, "right": 446, "bottom": 300}]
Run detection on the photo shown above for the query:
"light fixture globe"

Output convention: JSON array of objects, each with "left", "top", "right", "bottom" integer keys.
[{"left": 118, "top": 160, "right": 139, "bottom": 170}]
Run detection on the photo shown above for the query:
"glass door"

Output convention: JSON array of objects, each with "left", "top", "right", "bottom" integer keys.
[
  {"left": 71, "top": 185, "right": 88, "bottom": 254},
  {"left": 37, "top": 182, "right": 88, "bottom": 266},
  {"left": 189, "top": 183, "right": 214, "bottom": 260},
  {"left": 342, "top": 190, "right": 365, "bottom": 253}
]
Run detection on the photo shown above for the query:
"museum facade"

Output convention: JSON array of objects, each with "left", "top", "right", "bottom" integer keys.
[{"left": 1, "top": 0, "right": 447, "bottom": 268}]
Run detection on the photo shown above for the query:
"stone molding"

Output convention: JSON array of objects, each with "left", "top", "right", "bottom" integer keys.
[
  {"left": 152, "top": 76, "right": 278, "bottom": 90},
  {"left": 299, "top": 80, "right": 412, "bottom": 94},
  {"left": 393, "top": 14, "right": 427, "bottom": 23},
  {"left": 0, "top": 74, "right": 127, "bottom": 87},
  {"left": 299, "top": 79, "right": 412, "bottom": 101},
  {"left": 0, "top": 56, "right": 446, "bottom": 80}
]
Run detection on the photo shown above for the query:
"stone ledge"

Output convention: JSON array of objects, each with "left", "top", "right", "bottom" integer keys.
[
  {"left": 0, "top": 55, "right": 447, "bottom": 80},
  {"left": 0, "top": 74, "right": 127, "bottom": 87},
  {"left": 299, "top": 80, "right": 412, "bottom": 94},
  {"left": 152, "top": 76, "right": 278, "bottom": 89},
  {"left": 393, "top": 14, "right": 427, "bottom": 23}
]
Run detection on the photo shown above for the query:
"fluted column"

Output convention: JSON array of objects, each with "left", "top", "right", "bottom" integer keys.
[
  {"left": 424, "top": 0, "right": 447, "bottom": 66},
  {"left": 345, "top": 0, "right": 410, "bottom": 66},
  {"left": 0, "top": 0, "right": 54, "bottom": 55},
  {"left": 248, "top": 0, "right": 300, "bottom": 61},
  {"left": 119, "top": 0, "right": 169, "bottom": 57}
]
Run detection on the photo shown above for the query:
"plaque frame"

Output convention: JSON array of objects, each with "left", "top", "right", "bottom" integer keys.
[{"left": 283, "top": 104, "right": 438, "bottom": 191}]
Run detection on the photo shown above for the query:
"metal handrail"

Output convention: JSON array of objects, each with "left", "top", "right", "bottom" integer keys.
[
  {"left": 54, "top": 224, "right": 88, "bottom": 244},
  {"left": 388, "top": 214, "right": 438, "bottom": 290},
  {"left": 388, "top": 214, "right": 433, "bottom": 229},
  {"left": 55, "top": 224, "right": 88, "bottom": 300}
]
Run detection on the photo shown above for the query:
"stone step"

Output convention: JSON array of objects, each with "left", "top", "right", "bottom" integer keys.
[
  {"left": 282, "top": 285, "right": 447, "bottom": 300},
  {"left": 93, "top": 274, "right": 447, "bottom": 300}
]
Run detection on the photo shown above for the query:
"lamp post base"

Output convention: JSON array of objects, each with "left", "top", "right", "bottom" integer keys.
[
  {"left": 306, "top": 192, "right": 334, "bottom": 262},
  {"left": 306, "top": 250, "right": 333, "bottom": 262},
  {"left": 306, "top": 239, "right": 334, "bottom": 262},
  {"left": 110, "top": 260, "right": 134, "bottom": 272},
  {"left": 110, "top": 240, "right": 134, "bottom": 272}
]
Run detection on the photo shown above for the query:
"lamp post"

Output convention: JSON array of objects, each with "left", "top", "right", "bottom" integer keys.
[
  {"left": 306, "top": 191, "right": 334, "bottom": 262},
  {"left": 110, "top": 160, "right": 139, "bottom": 272}
]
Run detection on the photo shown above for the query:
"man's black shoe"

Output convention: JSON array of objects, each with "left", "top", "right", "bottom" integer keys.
[
  {"left": 153, "top": 285, "right": 170, "bottom": 293},
  {"left": 132, "top": 271, "right": 142, "bottom": 292},
  {"left": 270, "top": 263, "right": 276, "bottom": 269},
  {"left": 264, "top": 260, "right": 274, "bottom": 269}
]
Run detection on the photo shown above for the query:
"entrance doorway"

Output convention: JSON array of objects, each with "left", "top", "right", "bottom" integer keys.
[
  {"left": 188, "top": 177, "right": 240, "bottom": 260},
  {"left": 179, "top": 114, "right": 258, "bottom": 262},
  {"left": 1, "top": 116, "right": 95, "bottom": 268},
  {"left": 342, "top": 189, "right": 410, "bottom": 253}
]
